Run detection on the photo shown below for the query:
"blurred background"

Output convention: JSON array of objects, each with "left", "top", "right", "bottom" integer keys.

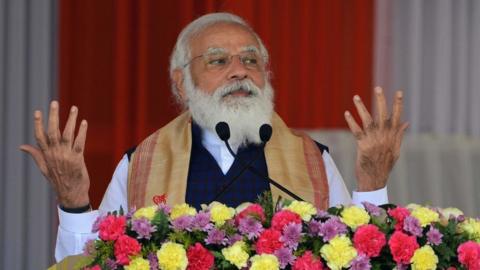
[{"left": 1, "top": 0, "right": 479, "bottom": 268}]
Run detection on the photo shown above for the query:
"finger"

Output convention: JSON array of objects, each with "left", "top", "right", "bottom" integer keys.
[
  {"left": 33, "top": 110, "right": 49, "bottom": 150},
  {"left": 394, "top": 122, "right": 410, "bottom": 152},
  {"left": 391, "top": 90, "right": 404, "bottom": 127},
  {"left": 374, "top": 87, "right": 389, "bottom": 129},
  {"left": 344, "top": 111, "right": 364, "bottom": 140},
  {"left": 62, "top": 106, "right": 78, "bottom": 145},
  {"left": 353, "top": 95, "right": 374, "bottom": 130},
  {"left": 73, "top": 120, "right": 88, "bottom": 153},
  {"left": 19, "top": 145, "right": 49, "bottom": 176},
  {"left": 47, "top": 101, "right": 61, "bottom": 145}
]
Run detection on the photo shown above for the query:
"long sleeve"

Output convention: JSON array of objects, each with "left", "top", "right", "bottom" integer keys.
[{"left": 54, "top": 155, "right": 129, "bottom": 262}]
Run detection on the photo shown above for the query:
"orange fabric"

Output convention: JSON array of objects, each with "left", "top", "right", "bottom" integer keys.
[
  {"left": 59, "top": 0, "right": 374, "bottom": 207},
  {"left": 127, "top": 112, "right": 329, "bottom": 209}
]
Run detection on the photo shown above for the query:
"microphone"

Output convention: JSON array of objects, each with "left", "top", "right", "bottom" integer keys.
[{"left": 213, "top": 122, "right": 304, "bottom": 202}]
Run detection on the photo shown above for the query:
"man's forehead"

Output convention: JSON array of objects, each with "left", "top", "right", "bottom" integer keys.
[{"left": 190, "top": 23, "right": 260, "bottom": 54}]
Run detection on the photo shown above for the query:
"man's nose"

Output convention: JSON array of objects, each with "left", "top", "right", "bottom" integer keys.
[{"left": 226, "top": 56, "right": 248, "bottom": 81}]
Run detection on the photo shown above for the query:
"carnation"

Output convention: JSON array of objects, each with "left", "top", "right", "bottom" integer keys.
[
  {"left": 250, "top": 254, "right": 280, "bottom": 270},
  {"left": 388, "top": 231, "right": 419, "bottom": 264},
  {"left": 457, "top": 241, "right": 480, "bottom": 270},
  {"left": 170, "top": 203, "right": 197, "bottom": 220},
  {"left": 124, "top": 257, "right": 150, "bottom": 270},
  {"left": 292, "top": 251, "right": 324, "bottom": 270},
  {"left": 388, "top": 207, "right": 411, "bottom": 231},
  {"left": 353, "top": 224, "right": 386, "bottom": 257},
  {"left": 221, "top": 241, "right": 249, "bottom": 269},
  {"left": 285, "top": 201, "right": 317, "bottom": 221},
  {"left": 271, "top": 210, "right": 302, "bottom": 231},
  {"left": 340, "top": 206, "right": 370, "bottom": 230},
  {"left": 235, "top": 203, "right": 266, "bottom": 224},
  {"left": 209, "top": 202, "right": 235, "bottom": 226},
  {"left": 133, "top": 205, "right": 157, "bottom": 221},
  {"left": 411, "top": 207, "right": 439, "bottom": 227},
  {"left": 320, "top": 235, "right": 357, "bottom": 270},
  {"left": 114, "top": 235, "right": 141, "bottom": 265},
  {"left": 157, "top": 242, "right": 188, "bottom": 270},
  {"left": 459, "top": 218, "right": 480, "bottom": 242},
  {"left": 187, "top": 243, "right": 214, "bottom": 270},
  {"left": 410, "top": 245, "right": 438, "bottom": 270},
  {"left": 98, "top": 215, "right": 126, "bottom": 241},
  {"left": 255, "top": 228, "right": 284, "bottom": 254}
]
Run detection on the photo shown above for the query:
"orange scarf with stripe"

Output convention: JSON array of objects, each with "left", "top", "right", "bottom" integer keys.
[{"left": 127, "top": 112, "right": 329, "bottom": 209}]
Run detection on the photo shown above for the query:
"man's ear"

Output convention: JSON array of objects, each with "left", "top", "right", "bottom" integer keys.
[{"left": 172, "top": 69, "right": 187, "bottom": 102}]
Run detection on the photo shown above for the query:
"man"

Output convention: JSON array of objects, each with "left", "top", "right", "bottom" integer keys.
[{"left": 20, "top": 13, "right": 408, "bottom": 261}]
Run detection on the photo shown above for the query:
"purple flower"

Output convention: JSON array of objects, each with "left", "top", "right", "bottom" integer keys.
[
  {"left": 274, "top": 247, "right": 296, "bottom": 269},
  {"left": 192, "top": 212, "right": 213, "bottom": 231},
  {"left": 280, "top": 222, "right": 302, "bottom": 250},
  {"left": 91, "top": 215, "right": 106, "bottom": 233},
  {"left": 227, "top": 233, "right": 243, "bottom": 245},
  {"left": 147, "top": 252, "right": 159, "bottom": 270},
  {"left": 456, "top": 215, "right": 466, "bottom": 222},
  {"left": 403, "top": 216, "right": 423, "bottom": 237},
  {"left": 126, "top": 207, "right": 137, "bottom": 220},
  {"left": 132, "top": 218, "right": 157, "bottom": 239},
  {"left": 318, "top": 217, "right": 348, "bottom": 241},
  {"left": 426, "top": 226, "right": 443, "bottom": 245},
  {"left": 238, "top": 217, "right": 264, "bottom": 240},
  {"left": 362, "top": 201, "right": 382, "bottom": 216},
  {"left": 157, "top": 203, "right": 171, "bottom": 215},
  {"left": 316, "top": 209, "right": 329, "bottom": 218},
  {"left": 206, "top": 228, "right": 228, "bottom": 245},
  {"left": 171, "top": 215, "right": 194, "bottom": 231},
  {"left": 82, "top": 239, "right": 96, "bottom": 256},
  {"left": 350, "top": 255, "right": 371, "bottom": 270},
  {"left": 105, "top": 258, "right": 118, "bottom": 270},
  {"left": 396, "top": 263, "right": 408, "bottom": 270},
  {"left": 308, "top": 220, "right": 322, "bottom": 236}
]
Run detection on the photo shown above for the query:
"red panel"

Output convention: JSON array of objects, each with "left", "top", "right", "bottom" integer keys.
[{"left": 59, "top": 0, "right": 374, "bottom": 207}]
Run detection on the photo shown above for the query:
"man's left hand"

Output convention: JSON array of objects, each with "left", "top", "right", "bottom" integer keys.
[{"left": 344, "top": 87, "right": 409, "bottom": 191}]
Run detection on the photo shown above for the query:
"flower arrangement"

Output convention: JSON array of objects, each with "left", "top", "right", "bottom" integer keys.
[{"left": 82, "top": 193, "right": 480, "bottom": 270}]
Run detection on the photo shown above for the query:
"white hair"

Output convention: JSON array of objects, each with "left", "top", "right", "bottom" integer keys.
[{"left": 169, "top": 12, "right": 270, "bottom": 104}]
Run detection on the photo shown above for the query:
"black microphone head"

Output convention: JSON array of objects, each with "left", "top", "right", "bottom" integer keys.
[
  {"left": 215, "top": 122, "right": 230, "bottom": 141},
  {"left": 259, "top": 124, "right": 272, "bottom": 143}
]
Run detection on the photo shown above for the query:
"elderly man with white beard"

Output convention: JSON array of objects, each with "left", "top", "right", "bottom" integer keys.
[{"left": 20, "top": 13, "right": 408, "bottom": 261}]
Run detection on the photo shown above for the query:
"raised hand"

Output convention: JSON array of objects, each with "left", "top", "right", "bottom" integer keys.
[
  {"left": 344, "top": 87, "right": 409, "bottom": 191},
  {"left": 20, "top": 101, "right": 90, "bottom": 208}
]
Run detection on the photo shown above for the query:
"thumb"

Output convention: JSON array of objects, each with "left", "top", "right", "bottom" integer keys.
[{"left": 19, "top": 145, "right": 49, "bottom": 177}]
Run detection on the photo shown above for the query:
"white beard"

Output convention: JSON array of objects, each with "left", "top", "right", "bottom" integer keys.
[{"left": 183, "top": 72, "right": 274, "bottom": 149}]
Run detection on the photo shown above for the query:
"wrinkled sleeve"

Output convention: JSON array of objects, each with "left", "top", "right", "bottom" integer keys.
[{"left": 55, "top": 154, "right": 129, "bottom": 262}]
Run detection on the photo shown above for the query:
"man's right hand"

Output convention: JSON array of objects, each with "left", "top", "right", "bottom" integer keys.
[{"left": 20, "top": 101, "right": 90, "bottom": 208}]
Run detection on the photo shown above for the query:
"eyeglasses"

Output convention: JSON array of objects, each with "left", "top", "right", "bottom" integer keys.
[{"left": 183, "top": 51, "right": 264, "bottom": 71}]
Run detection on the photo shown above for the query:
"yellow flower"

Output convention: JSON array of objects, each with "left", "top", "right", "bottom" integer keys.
[
  {"left": 459, "top": 218, "right": 480, "bottom": 242},
  {"left": 156, "top": 242, "right": 188, "bottom": 270},
  {"left": 285, "top": 201, "right": 317, "bottom": 221},
  {"left": 411, "top": 207, "right": 440, "bottom": 227},
  {"left": 410, "top": 245, "right": 438, "bottom": 270},
  {"left": 250, "top": 254, "right": 280, "bottom": 270},
  {"left": 133, "top": 205, "right": 157, "bottom": 220},
  {"left": 340, "top": 206, "right": 370, "bottom": 230},
  {"left": 125, "top": 257, "right": 150, "bottom": 270},
  {"left": 209, "top": 201, "right": 235, "bottom": 226},
  {"left": 320, "top": 235, "right": 357, "bottom": 270},
  {"left": 221, "top": 241, "right": 249, "bottom": 269},
  {"left": 440, "top": 207, "right": 464, "bottom": 219},
  {"left": 170, "top": 203, "right": 197, "bottom": 220}
]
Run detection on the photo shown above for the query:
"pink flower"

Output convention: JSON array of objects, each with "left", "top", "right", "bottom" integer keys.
[
  {"left": 292, "top": 251, "right": 324, "bottom": 270},
  {"left": 187, "top": 243, "right": 214, "bottom": 270},
  {"left": 83, "top": 266, "right": 101, "bottom": 270},
  {"left": 255, "top": 228, "right": 283, "bottom": 254},
  {"left": 353, "top": 224, "right": 387, "bottom": 257},
  {"left": 388, "top": 231, "right": 419, "bottom": 264},
  {"left": 98, "top": 215, "right": 126, "bottom": 241},
  {"left": 235, "top": 204, "right": 266, "bottom": 224},
  {"left": 388, "top": 207, "right": 410, "bottom": 231},
  {"left": 114, "top": 235, "right": 141, "bottom": 265},
  {"left": 458, "top": 241, "right": 480, "bottom": 270},
  {"left": 271, "top": 210, "right": 302, "bottom": 231}
]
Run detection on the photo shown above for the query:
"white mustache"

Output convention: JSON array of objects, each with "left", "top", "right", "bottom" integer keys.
[{"left": 214, "top": 80, "right": 261, "bottom": 99}]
